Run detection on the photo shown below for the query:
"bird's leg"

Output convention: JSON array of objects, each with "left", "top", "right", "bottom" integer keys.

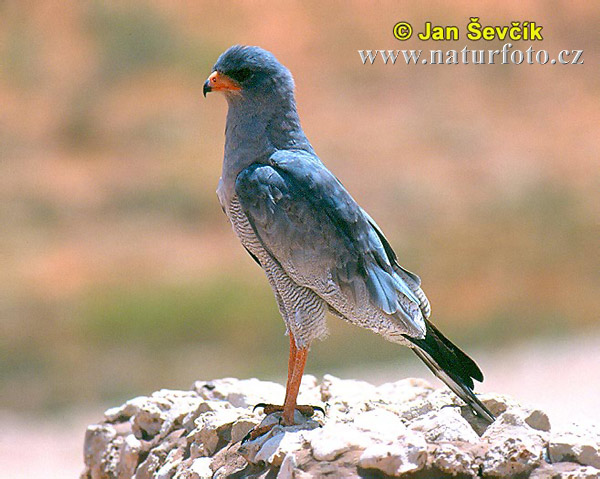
[
  {"left": 245, "top": 334, "right": 324, "bottom": 441},
  {"left": 255, "top": 334, "right": 320, "bottom": 421},
  {"left": 283, "top": 333, "right": 298, "bottom": 407},
  {"left": 282, "top": 335, "right": 308, "bottom": 425}
]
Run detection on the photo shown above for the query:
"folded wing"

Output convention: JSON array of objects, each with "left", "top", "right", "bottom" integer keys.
[{"left": 235, "top": 149, "right": 428, "bottom": 338}]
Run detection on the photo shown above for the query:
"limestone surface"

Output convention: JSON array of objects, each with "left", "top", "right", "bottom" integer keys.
[{"left": 81, "top": 375, "right": 600, "bottom": 478}]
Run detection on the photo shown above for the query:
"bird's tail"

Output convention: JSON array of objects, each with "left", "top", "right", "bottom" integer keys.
[{"left": 403, "top": 320, "right": 495, "bottom": 423}]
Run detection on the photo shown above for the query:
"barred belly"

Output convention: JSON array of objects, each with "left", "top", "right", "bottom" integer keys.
[{"left": 226, "top": 195, "right": 328, "bottom": 348}]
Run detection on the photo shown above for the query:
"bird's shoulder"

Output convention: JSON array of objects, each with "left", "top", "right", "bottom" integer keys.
[
  {"left": 235, "top": 149, "right": 362, "bottom": 225},
  {"left": 234, "top": 149, "right": 396, "bottom": 290}
]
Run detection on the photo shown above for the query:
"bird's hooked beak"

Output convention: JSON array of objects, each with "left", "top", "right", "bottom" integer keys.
[{"left": 203, "top": 71, "right": 241, "bottom": 97}]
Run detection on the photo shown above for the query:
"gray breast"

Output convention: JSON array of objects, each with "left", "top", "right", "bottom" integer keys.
[{"left": 226, "top": 195, "right": 328, "bottom": 348}]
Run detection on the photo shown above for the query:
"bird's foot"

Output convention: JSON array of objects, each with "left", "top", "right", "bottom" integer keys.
[
  {"left": 242, "top": 423, "right": 278, "bottom": 442},
  {"left": 242, "top": 403, "right": 325, "bottom": 442},
  {"left": 253, "top": 402, "right": 325, "bottom": 418}
]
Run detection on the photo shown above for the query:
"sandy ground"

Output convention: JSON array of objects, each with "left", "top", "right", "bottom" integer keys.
[
  {"left": 0, "top": 410, "right": 98, "bottom": 479},
  {"left": 1, "top": 332, "right": 599, "bottom": 479}
]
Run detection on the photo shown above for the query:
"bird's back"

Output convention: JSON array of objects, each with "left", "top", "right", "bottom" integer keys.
[{"left": 226, "top": 149, "right": 430, "bottom": 345}]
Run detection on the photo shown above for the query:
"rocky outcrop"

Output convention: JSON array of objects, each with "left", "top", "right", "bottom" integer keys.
[{"left": 81, "top": 375, "right": 600, "bottom": 478}]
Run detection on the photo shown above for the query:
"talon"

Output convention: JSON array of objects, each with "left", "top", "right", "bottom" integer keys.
[
  {"left": 312, "top": 405, "right": 326, "bottom": 416},
  {"left": 252, "top": 402, "right": 324, "bottom": 421},
  {"left": 243, "top": 401, "right": 325, "bottom": 443},
  {"left": 253, "top": 402, "right": 268, "bottom": 412},
  {"left": 242, "top": 423, "right": 277, "bottom": 443},
  {"left": 252, "top": 403, "right": 285, "bottom": 415},
  {"left": 263, "top": 404, "right": 284, "bottom": 415},
  {"left": 294, "top": 405, "right": 322, "bottom": 417}
]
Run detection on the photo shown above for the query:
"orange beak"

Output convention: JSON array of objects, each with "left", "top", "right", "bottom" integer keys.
[{"left": 203, "top": 71, "right": 241, "bottom": 97}]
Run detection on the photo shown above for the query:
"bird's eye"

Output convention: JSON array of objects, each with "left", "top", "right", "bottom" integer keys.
[{"left": 228, "top": 68, "right": 253, "bottom": 83}]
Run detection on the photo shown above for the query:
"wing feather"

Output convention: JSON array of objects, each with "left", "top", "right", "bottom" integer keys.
[{"left": 235, "top": 150, "right": 426, "bottom": 337}]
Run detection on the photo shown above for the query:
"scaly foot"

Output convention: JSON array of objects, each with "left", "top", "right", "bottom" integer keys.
[
  {"left": 253, "top": 402, "right": 325, "bottom": 418},
  {"left": 242, "top": 403, "right": 325, "bottom": 442}
]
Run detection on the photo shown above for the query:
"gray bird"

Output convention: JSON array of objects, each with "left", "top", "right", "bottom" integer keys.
[{"left": 203, "top": 45, "right": 494, "bottom": 428}]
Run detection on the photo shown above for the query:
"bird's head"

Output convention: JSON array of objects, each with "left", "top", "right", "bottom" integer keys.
[{"left": 203, "top": 45, "right": 294, "bottom": 102}]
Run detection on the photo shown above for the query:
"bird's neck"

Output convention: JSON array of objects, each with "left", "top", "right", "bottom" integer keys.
[{"left": 220, "top": 94, "right": 313, "bottom": 204}]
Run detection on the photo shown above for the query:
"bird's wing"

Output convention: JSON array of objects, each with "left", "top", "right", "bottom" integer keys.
[
  {"left": 235, "top": 149, "right": 426, "bottom": 337},
  {"left": 361, "top": 210, "right": 431, "bottom": 319}
]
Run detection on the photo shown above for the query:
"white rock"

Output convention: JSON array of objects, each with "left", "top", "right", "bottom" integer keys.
[
  {"left": 431, "top": 442, "right": 479, "bottom": 478},
  {"left": 388, "top": 385, "right": 458, "bottom": 423},
  {"left": 230, "top": 418, "right": 259, "bottom": 443},
  {"left": 187, "top": 457, "right": 213, "bottom": 479},
  {"left": 550, "top": 424, "right": 600, "bottom": 469},
  {"left": 277, "top": 453, "right": 297, "bottom": 479},
  {"left": 134, "top": 451, "right": 162, "bottom": 479},
  {"left": 297, "top": 374, "right": 322, "bottom": 405},
  {"left": 320, "top": 375, "right": 377, "bottom": 404},
  {"left": 192, "top": 408, "right": 247, "bottom": 456},
  {"left": 156, "top": 459, "right": 179, "bottom": 479},
  {"left": 116, "top": 390, "right": 204, "bottom": 440},
  {"left": 308, "top": 423, "right": 370, "bottom": 460},
  {"left": 253, "top": 430, "right": 286, "bottom": 465},
  {"left": 358, "top": 435, "right": 427, "bottom": 476},
  {"left": 83, "top": 424, "right": 117, "bottom": 467},
  {"left": 352, "top": 408, "right": 408, "bottom": 443},
  {"left": 393, "top": 397, "right": 436, "bottom": 422},
  {"left": 118, "top": 434, "right": 142, "bottom": 478},
  {"left": 104, "top": 395, "right": 148, "bottom": 422},
  {"left": 238, "top": 420, "right": 283, "bottom": 464},
  {"left": 410, "top": 407, "right": 480, "bottom": 444},
  {"left": 482, "top": 411, "right": 545, "bottom": 477},
  {"left": 486, "top": 401, "right": 552, "bottom": 432},
  {"left": 133, "top": 407, "right": 164, "bottom": 439},
  {"left": 254, "top": 430, "right": 306, "bottom": 466},
  {"left": 376, "top": 378, "right": 433, "bottom": 404},
  {"left": 195, "top": 377, "right": 285, "bottom": 408},
  {"left": 83, "top": 376, "right": 600, "bottom": 479},
  {"left": 524, "top": 408, "right": 551, "bottom": 432},
  {"left": 99, "top": 435, "right": 123, "bottom": 478},
  {"left": 478, "top": 393, "right": 519, "bottom": 417},
  {"left": 530, "top": 462, "right": 600, "bottom": 479}
]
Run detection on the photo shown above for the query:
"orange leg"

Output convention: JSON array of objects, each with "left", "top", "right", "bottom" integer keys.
[
  {"left": 244, "top": 333, "right": 322, "bottom": 441},
  {"left": 283, "top": 333, "right": 298, "bottom": 405},
  {"left": 282, "top": 333, "right": 308, "bottom": 425}
]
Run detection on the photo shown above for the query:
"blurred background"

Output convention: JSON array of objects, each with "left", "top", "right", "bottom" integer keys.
[{"left": 1, "top": 1, "right": 598, "bottom": 476}]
